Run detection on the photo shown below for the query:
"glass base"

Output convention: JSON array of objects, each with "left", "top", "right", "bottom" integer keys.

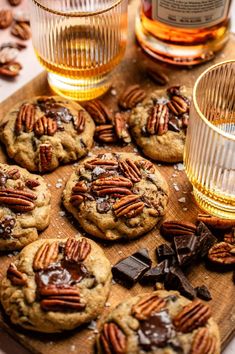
[
  {"left": 193, "top": 187, "right": 235, "bottom": 220},
  {"left": 135, "top": 14, "right": 229, "bottom": 66},
  {"left": 48, "top": 72, "right": 111, "bottom": 101}
]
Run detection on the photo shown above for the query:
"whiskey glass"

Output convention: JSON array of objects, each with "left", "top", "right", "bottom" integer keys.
[
  {"left": 29, "top": 0, "right": 128, "bottom": 101},
  {"left": 184, "top": 60, "right": 235, "bottom": 219}
]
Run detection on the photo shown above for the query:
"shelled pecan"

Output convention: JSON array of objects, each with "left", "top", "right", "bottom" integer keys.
[
  {"left": 119, "top": 159, "right": 141, "bottom": 183},
  {"left": 132, "top": 294, "right": 166, "bottom": 320},
  {"left": 92, "top": 176, "right": 133, "bottom": 198},
  {"left": 25, "top": 179, "right": 40, "bottom": 189},
  {"left": 74, "top": 110, "right": 86, "bottom": 133},
  {"left": 224, "top": 228, "right": 235, "bottom": 245},
  {"left": 197, "top": 214, "right": 235, "bottom": 230},
  {"left": 84, "top": 158, "right": 118, "bottom": 170},
  {"left": 114, "top": 112, "right": 131, "bottom": 144},
  {"left": 0, "top": 216, "right": 15, "bottom": 239},
  {"left": 191, "top": 328, "right": 217, "bottom": 354},
  {"left": 100, "top": 322, "right": 126, "bottom": 354},
  {"left": 173, "top": 299, "right": 211, "bottom": 333},
  {"left": 113, "top": 194, "right": 144, "bottom": 218},
  {"left": 15, "top": 103, "right": 35, "bottom": 134},
  {"left": 33, "top": 241, "right": 59, "bottom": 271},
  {"left": 146, "top": 104, "right": 169, "bottom": 136},
  {"left": 0, "top": 61, "right": 22, "bottom": 77},
  {"left": 65, "top": 237, "right": 91, "bottom": 263},
  {"left": 11, "top": 22, "right": 31, "bottom": 40},
  {"left": 136, "top": 160, "right": 155, "bottom": 173},
  {"left": 39, "top": 285, "right": 86, "bottom": 312},
  {"left": 167, "top": 95, "right": 189, "bottom": 115},
  {"left": 7, "top": 263, "right": 27, "bottom": 286},
  {"left": 0, "top": 188, "right": 36, "bottom": 212},
  {"left": 95, "top": 125, "right": 117, "bottom": 143},
  {"left": 147, "top": 67, "right": 169, "bottom": 86},
  {"left": 70, "top": 181, "right": 88, "bottom": 207},
  {"left": 161, "top": 220, "right": 196, "bottom": 238},
  {"left": 208, "top": 242, "right": 235, "bottom": 265},
  {"left": 7, "top": 168, "right": 20, "bottom": 180},
  {"left": 39, "top": 143, "right": 53, "bottom": 172},
  {"left": 34, "top": 116, "right": 58, "bottom": 136},
  {"left": 8, "top": 0, "right": 22, "bottom": 5},
  {"left": 0, "top": 9, "right": 13, "bottom": 29},
  {"left": 119, "top": 85, "right": 146, "bottom": 110},
  {"left": 85, "top": 100, "right": 112, "bottom": 124}
]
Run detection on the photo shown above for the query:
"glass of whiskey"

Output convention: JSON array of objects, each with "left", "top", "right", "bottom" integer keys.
[
  {"left": 29, "top": 0, "right": 128, "bottom": 101},
  {"left": 184, "top": 60, "right": 235, "bottom": 219}
]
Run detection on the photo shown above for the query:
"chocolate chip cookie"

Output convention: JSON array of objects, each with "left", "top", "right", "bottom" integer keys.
[
  {"left": 63, "top": 152, "right": 169, "bottom": 241},
  {"left": 97, "top": 290, "right": 220, "bottom": 354},
  {"left": 129, "top": 86, "right": 191, "bottom": 163},
  {"left": 0, "top": 96, "right": 95, "bottom": 172},
  {"left": 0, "top": 163, "right": 50, "bottom": 251},
  {"left": 0, "top": 236, "right": 112, "bottom": 332}
]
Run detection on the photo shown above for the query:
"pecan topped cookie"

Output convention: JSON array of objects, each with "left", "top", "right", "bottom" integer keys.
[
  {"left": 129, "top": 86, "right": 191, "bottom": 163},
  {"left": 0, "top": 96, "right": 95, "bottom": 172},
  {"left": 0, "top": 163, "right": 50, "bottom": 251},
  {"left": 0, "top": 236, "right": 111, "bottom": 332},
  {"left": 97, "top": 290, "right": 220, "bottom": 354},
  {"left": 63, "top": 152, "right": 169, "bottom": 241}
]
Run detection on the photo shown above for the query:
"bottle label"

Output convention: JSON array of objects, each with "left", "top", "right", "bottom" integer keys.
[{"left": 152, "top": 0, "right": 230, "bottom": 28}]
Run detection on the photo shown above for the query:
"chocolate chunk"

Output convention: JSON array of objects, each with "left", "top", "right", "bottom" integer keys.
[
  {"left": 164, "top": 266, "right": 196, "bottom": 300},
  {"left": 173, "top": 234, "right": 198, "bottom": 266},
  {"left": 196, "top": 222, "right": 217, "bottom": 258},
  {"left": 138, "top": 309, "right": 175, "bottom": 350},
  {"left": 140, "top": 259, "right": 171, "bottom": 285},
  {"left": 156, "top": 244, "right": 175, "bottom": 262},
  {"left": 96, "top": 201, "right": 110, "bottom": 213},
  {"left": 195, "top": 285, "right": 212, "bottom": 301},
  {"left": 112, "top": 249, "right": 151, "bottom": 288},
  {"left": 168, "top": 120, "right": 180, "bottom": 133}
]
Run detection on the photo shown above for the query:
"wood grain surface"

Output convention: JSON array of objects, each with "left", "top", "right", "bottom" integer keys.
[{"left": 0, "top": 1, "right": 235, "bottom": 353}]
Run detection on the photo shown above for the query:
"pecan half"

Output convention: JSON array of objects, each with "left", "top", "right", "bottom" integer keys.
[
  {"left": 92, "top": 176, "right": 133, "bottom": 198},
  {"left": 0, "top": 9, "right": 13, "bottom": 29},
  {"left": 11, "top": 22, "right": 31, "bottom": 40},
  {"left": 70, "top": 181, "right": 88, "bottom": 207},
  {"left": 40, "top": 285, "right": 86, "bottom": 312},
  {"left": 132, "top": 293, "right": 166, "bottom": 320},
  {"left": 7, "top": 263, "right": 27, "bottom": 286},
  {"left": 100, "top": 322, "right": 126, "bottom": 354},
  {"left": 197, "top": 214, "right": 235, "bottom": 230},
  {"left": 0, "top": 61, "right": 22, "bottom": 77},
  {"left": 39, "top": 144, "right": 53, "bottom": 172},
  {"left": 33, "top": 241, "right": 59, "bottom": 271},
  {"left": 224, "top": 228, "right": 235, "bottom": 245},
  {"left": 147, "top": 67, "right": 169, "bottom": 86},
  {"left": 146, "top": 104, "right": 169, "bottom": 136},
  {"left": 0, "top": 47, "right": 19, "bottom": 64},
  {"left": 75, "top": 110, "right": 86, "bottom": 133},
  {"left": 167, "top": 96, "right": 189, "bottom": 115},
  {"left": 25, "top": 179, "right": 40, "bottom": 189},
  {"left": 161, "top": 220, "right": 196, "bottom": 238},
  {"left": 85, "top": 100, "right": 112, "bottom": 124},
  {"left": 113, "top": 194, "right": 144, "bottom": 218},
  {"left": 84, "top": 158, "right": 118, "bottom": 170},
  {"left": 34, "top": 116, "right": 58, "bottom": 137},
  {"left": 65, "top": 237, "right": 91, "bottom": 262},
  {"left": 191, "top": 328, "right": 217, "bottom": 354},
  {"left": 7, "top": 168, "right": 20, "bottom": 180},
  {"left": 136, "top": 159, "right": 155, "bottom": 173},
  {"left": 114, "top": 112, "right": 131, "bottom": 144},
  {"left": 119, "top": 159, "right": 141, "bottom": 183},
  {"left": 95, "top": 125, "right": 117, "bottom": 143},
  {"left": 0, "top": 188, "right": 36, "bottom": 212},
  {"left": 8, "top": 0, "right": 22, "bottom": 5},
  {"left": 173, "top": 299, "right": 211, "bottom": 333},
  {"left": 119, "top": 85, "right": 146, "bottom": 110},
  {"left": 15, "top": 103, "right": 35, "bottom": 134},
  {"left": 208, "top": 242, "right": 235, "bottom": 265},
  {"left": 0, "top": 215, "right": 15, "bottom": 239}
]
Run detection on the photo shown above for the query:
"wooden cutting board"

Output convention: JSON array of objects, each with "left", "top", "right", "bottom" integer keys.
[{"left": 0, "top": 1, "right": 235, "bottom": 353}]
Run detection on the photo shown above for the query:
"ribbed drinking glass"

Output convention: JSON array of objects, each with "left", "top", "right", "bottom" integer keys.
[
  {"left": 29, "top": 0, "right": 128, "bottom": 101},
  {"left": 184, "top": 60, "right": 235, "bottom": 219}
]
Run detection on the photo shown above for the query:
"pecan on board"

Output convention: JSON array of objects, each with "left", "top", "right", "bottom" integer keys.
[
  {"left": 100, "top": 322, "right": 126, "bottom": 354},
  {"left": 208, "top": 242, "right": 235, "bottom": 265},
  {"left": 11, "top": 22, "right": 31, "bottom": 40},
  {"left": 0, "top": 9, "right": 13, "bottom": 29},
  {"left": 132, "top": 293, "right": 166, "bottom": 320},
  {"left": 197, "top": 214, "right": 235, "bottom": 230},
  {"left": 85, "top": 100, "right": 112, "bottom": 124},
  {"left": 114, "top": 112, "right": 131, "bottom": 144},
  {"left": 119, "top": 85, "right": 146, "bottom": 110},
  {"left": 95, "top": 125, "right": 117, "bottom": 143},
  {"left": 147, "top": 67, "right": 169, "bottom": 86},
  {"left": 113, "top": 194, "right": 144, "bottom": 218},
  {"left": 160, "top": 220, "right": 196, "bottom": 238},
  {"left": 8, "top": 0, "right": 22, "bottom": 6}
]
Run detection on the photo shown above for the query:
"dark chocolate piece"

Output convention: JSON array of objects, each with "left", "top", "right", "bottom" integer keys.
[
  {"left": 96, "top": 201, "right": 110, "bottom": 213},
  {"left": 138, "top": 309, "right": 175, "bottom": 350},
  {"left": 195, "top": 285, "right": 212, "bottom": 301},
  {"left": 173, "top": 234, "right": 198, "bottom": 266},
  {"left": 112, "top": 250, "right": 151, "bottom": 288},
  {"left": 164, "top": 266, "right": 196, "bottom": 300},
  {"left": 196, "top": 222, "right": 217, "bottom": 258},
  {"left": 156, "top": 244, "right": 175, "bottom": 262},
  {"left": 140, "top": 259, "right": 171, "bottom": 285}
]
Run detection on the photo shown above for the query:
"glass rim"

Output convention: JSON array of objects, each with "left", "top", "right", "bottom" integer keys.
[
  {"left": 31, "top": 0, "right": 124, "bottom": 17},
  {"left": 193, "top": 59, "right": 235, "bottom": 141}
]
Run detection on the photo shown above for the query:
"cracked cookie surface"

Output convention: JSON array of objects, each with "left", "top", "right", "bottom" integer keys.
[
  {"left": 0, "top": 236, "right": 112, "bottom": 332},
  {"left": 63, "top": 152, "right": 169, "bottom": 241},
  {"left": 97, "top": 290, "right": 220, "bottom": 354},
  {"left": 0, "top": 163, "right": 51, "bottom": 251},
  {"left": 0, "top": 96, "right": 95, "bottom": 172}
]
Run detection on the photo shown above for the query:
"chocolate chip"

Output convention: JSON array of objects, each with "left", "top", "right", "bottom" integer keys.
[
  {"left": 96, "top": 201, "right": 110, "bottom": 213},
  {"left": 196, "top": 222, "right": 217, "bottom": 258},
  {"left": 195, "top": 285, "right": 212, "bottom": 301},
  {"left": 140, "top": 259, "right": 171, "bottom": 285},
  {"left": 156, "top": 244, "right": 175, "bottom": 262},
  {"left": 164, "top": 266, "right": 196, "bottom": 300}
]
